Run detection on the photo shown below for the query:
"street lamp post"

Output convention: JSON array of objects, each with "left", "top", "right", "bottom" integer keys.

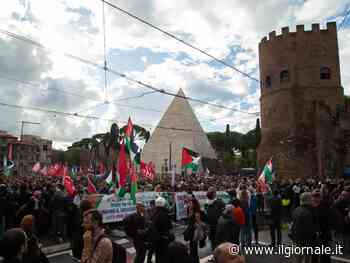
[
  {"left": 20, "top": 121, "right": 40, "bottom": 141},
  {"left": 19, "top": 121, "right": 40, "bottom": 176}
]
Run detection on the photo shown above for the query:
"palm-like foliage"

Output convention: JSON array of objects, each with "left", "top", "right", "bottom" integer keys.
[{"left": 68, "top": 122, "right": 150, "bottom": 171}]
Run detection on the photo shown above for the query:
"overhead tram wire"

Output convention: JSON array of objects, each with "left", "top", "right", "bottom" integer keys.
[
  {"left": 0, "top": 29, "right": 260, "bottom": 116},
  {"left": 0, "top": 73, "right": 167, "bottom": 114},
  {"left": 0, "top": 101, "right": 208, "bottom": 134},
  {"left": 0, "top": 71, "right": 255, "bottom": 124},
  {"left": 108, "top": 67, "right": 260, "bottom": 115},
  {"left": 0, "top": 74, "right": 101, "bottom": 102},
  {"left": 101, "top": 0, "right": 260, "bottom": 83},
  {"left": 102, "top": 0, "right": 108, "bottom": 101},
  {"left": 0, "top": 72, "right": 221, "bottom": 120}
]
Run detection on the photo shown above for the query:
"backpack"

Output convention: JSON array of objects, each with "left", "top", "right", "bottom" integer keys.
[
  {"left": 206, "top": 199, "right": 224, "bottom": 226},
  {"left": 94, "top": 235, "right": 127, "bottom": 263},
  {"left": 123, "top": 214, "right": 136, "bottom": 238}
]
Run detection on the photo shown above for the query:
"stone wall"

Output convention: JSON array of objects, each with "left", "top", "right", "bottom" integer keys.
[{"left": 258, "top": 22, "right": 346, "bottom": 179}]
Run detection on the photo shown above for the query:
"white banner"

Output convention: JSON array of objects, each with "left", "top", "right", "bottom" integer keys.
[{"left": 87, "top": 191, "right": 231, "bottom": 223}]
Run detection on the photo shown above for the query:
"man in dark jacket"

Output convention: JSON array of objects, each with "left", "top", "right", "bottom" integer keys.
[
  {"left": 269, "top": 190, "right": 282, "bottom": 247},
  {"left": 312, "top": 190, "right": 333, "bottom": 263},
  {"left": 205, "top": 187, "right": 225, "bottom": 250},
  {"left": 335, "top": 191, "right": 350, "bottom": 252},
  {"left": 124, "top": 202, "right": 147, "bottom": 263},
  {"left": 291, "top": 192, "right": 318, "bottom": 263},
  {"left": 149, "top": 197, "right": 173, "bottom": 263},
  {"left": 215, "top": 205, "right": 240, "bottom": 246}
]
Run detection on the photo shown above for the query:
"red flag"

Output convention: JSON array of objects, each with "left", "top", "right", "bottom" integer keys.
[
  {"left": 125, "top": 118, "right": 133, "bottom": 137},
  {"left": 64, "top": 175, "right": 76, "bottom": 197},
  {"left": 52, "top": 163, "right": 62, "bottom": 177},
  {"left": 140, "top": 161, "right": 155, "bottom": 181},
  {"left": 87, "top": 176, "right": 97, "bottom": 194},
  {"left": 118, "top": 143, "right": 128, "bottom": 187},
  {"left": 32, "top": 162, "right": 41, "bottom": 173}
]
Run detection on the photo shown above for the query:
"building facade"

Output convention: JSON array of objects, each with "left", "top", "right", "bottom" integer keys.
[
  {"left": 0, "top": 131, "right": 52, "bottom": 176},
  {"left": 257, "top": 22, "right": 350, "bottom": 179}
]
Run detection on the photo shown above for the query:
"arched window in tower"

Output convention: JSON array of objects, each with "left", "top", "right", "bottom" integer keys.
[
  {"left": 280, "top": 70, "right": 289, "bottom": 82},
  {"left": 265, "top": 76, "right": 272, "bottom": 88},
  {"left": 320, "top": 67, "right": 331, "bottom": 79}
]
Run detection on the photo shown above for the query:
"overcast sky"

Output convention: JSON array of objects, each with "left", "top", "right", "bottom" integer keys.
[{"left": 0, "top": 0, "right": 349, "bottom": 149}]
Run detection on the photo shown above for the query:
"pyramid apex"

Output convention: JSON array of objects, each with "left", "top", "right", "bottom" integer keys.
[{"left": 177, "top": 88, "right": 186, "bottom": 97}]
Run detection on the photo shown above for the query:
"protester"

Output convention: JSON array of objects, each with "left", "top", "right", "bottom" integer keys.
[
  {"left": 205, "top": 187, "right": 225, "bottom": 250},
  {"left": 335, "top": 190, "right": 350, "bottom": 252},
  {"left": 149, "top": 197, "right": 173, "bottom": 263},
  {"left": 0, "top": 228, "right": 27, "bottom": 263},
  {"left": 51, "top": 184, "right": 69, "bottom": 242},
  {"left": 290, "top": 192, "right": 318, "bottom": 263},
  {"left": 249, "top": 188, "right": 259, "bottom": 244},
  {"left": 213, "top": 243, "right": 245, "bottom": 263},
  {"left": 124, "top": 201, "right": 147, "bottom": 263},
  {"left": 71, "top": 199, "right": 93, "bottom": 261},
  {"left": 215, "top": 205, "right": 239, "bottom": 247},
  {"left": 20, "top": 215, "right": 49, "bottom": 263},
  {"left": 312, "top": 190, "right": 333, "bottom": 263},
  {"left": 3, "top": 170, "right": 350, "bottom": 263},
  {"left": 81, "top": 209, "right": 113, "bottom": 263},
  {"left": 268, "top": 190, "right": 282, "bottom": 247},
  {"left": 231, "top": 199, "right": 244, "bottom": 244},
  {"left": 167, "top": 241, "right": 192, "bottom": 263},
  {"left": 292, "top": 183, "right": 302, "bottom": 208},
  {"left": 239, "top": 189, "right": 251, "bottom": 247},
  {"left": 146, "top": 200, "right": 156, "bottom": 263}
]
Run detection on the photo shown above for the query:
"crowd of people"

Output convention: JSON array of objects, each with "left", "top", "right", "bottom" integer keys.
[{"left": 0, "top": 172, "right": 350, "bottom": 263}]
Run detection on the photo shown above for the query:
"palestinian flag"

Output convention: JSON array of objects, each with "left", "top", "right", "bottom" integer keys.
[
  {"left": 258, "top": 158, "right": 274, "bottom": 184},
  {"left": 105, "top": 168, "right": 119, "bottom": 190},
  {"left": 130, "top": 164, "right": 137, "bottom": 204},
  {"left": 181, "top": 147, "right": 201, "bottom": 174},
  {"left": 2, "top": 156, "right": 14, "bottom": 177},
  {"left": 125, "top": 118, "right": 134, "bottom": 159},
  {"left": 124, "top": 117, "right": 148, "bottom": 164},
  {"left": 105, "top": 170, "right": 114, "bottom": 188},
  {"left": 87, "top": 176, "right": 97, "bottom": 194}
]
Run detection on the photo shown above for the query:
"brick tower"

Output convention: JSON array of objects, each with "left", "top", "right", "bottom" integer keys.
[{"left": 257, "top": 22, "right": 345, "bottom": 179}]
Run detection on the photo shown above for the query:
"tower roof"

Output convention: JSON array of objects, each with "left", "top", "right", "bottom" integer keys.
[{"left": 142, "top": 89, "right": 217, "bottom": 173}]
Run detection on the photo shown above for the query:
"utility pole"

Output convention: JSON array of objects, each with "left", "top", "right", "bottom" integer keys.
[
  {"left": 19, "top": 121, "right": 40, "bottom": 176},
  {"left": 169, "top": 142, "right": 172, "bottom": 172}
]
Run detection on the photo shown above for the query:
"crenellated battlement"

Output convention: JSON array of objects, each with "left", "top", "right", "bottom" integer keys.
[{"left": 260, "top": 22, "right": 337, "bottom": 44}]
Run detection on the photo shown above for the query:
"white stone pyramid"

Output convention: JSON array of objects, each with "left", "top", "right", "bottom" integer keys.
[{"left": 141, "top": 88, "right": 217, "bottom": 174}]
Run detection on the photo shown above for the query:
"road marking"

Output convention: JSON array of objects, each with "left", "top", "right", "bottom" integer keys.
[
  {"left": 115, "top": 238, "right": 130, "bottom": 245},
  {"left": 47, "top": 250, "right": 71, "bottom": 258},
  {"left": 332, "top": 256, "right": 350, "bottom": 263},
  {"left": 200, "top": 255, "right": 212, "bottom": 263}
]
